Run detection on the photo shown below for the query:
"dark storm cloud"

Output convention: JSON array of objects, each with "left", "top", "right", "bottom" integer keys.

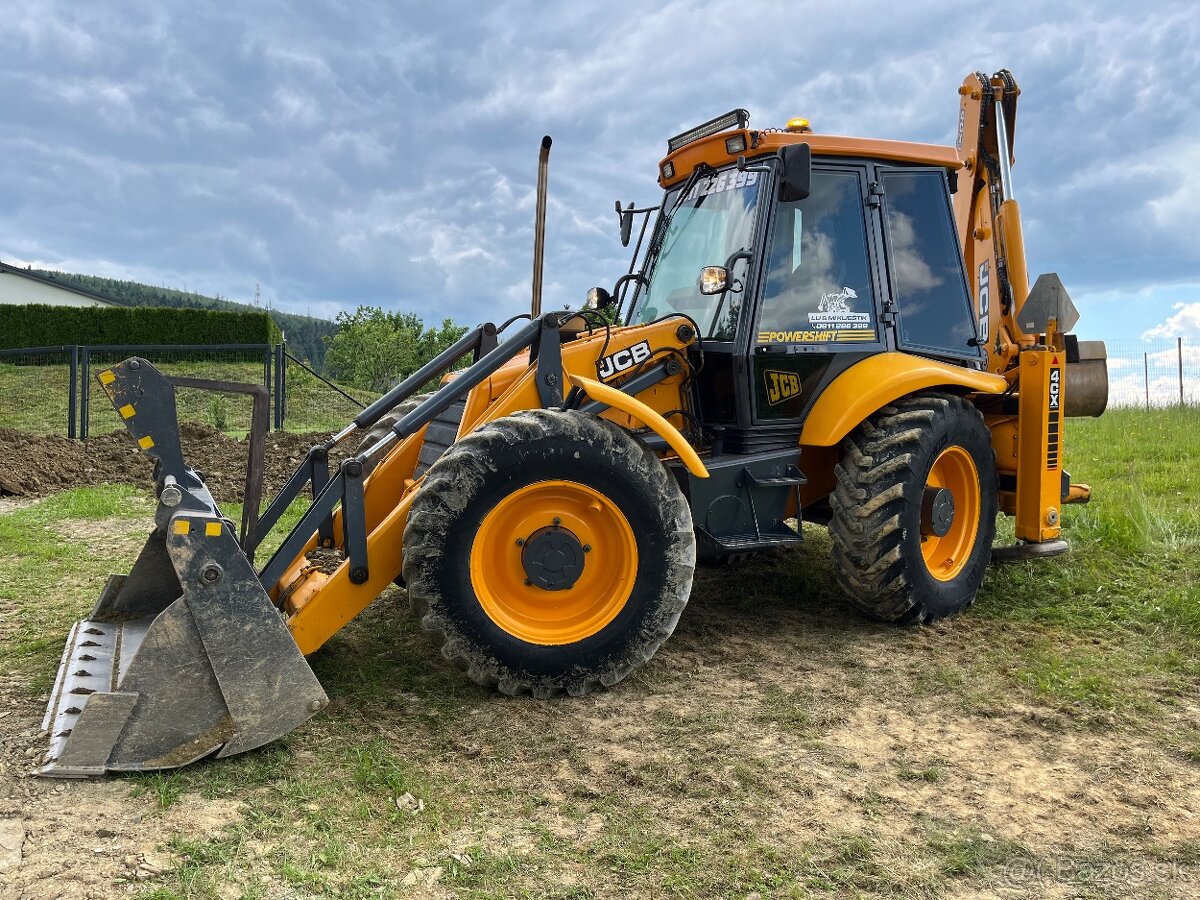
[{"left": 1, "top": 0, "right": 1197, "bottom": 328}]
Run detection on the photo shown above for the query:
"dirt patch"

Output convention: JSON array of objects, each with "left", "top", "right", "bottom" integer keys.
[
  {"left": 0, "top": 423, "right": 337, "bottom": 504},
  {"left": 0, "top": 498, "right": 35, "bottom": 516},
  {"left": 0, "top": 689, "right": 241, "bottom": 900},
  {"left": 360, "top": 582, "right": 1200, "bottom": 896}
]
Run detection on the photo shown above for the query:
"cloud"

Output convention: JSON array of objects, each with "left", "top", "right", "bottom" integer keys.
[
  {"left": 1143, "top": 302, "right": 1200, "bottom": 340},
  {"left": 0, "top": 0, "right": 1197, "bottom": 336}
]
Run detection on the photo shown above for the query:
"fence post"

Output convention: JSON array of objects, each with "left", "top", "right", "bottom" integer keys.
[
  {"left": 67, "top": 345, "right": 79, "bottom": 440},
  {"left": 1179, "top": 337, "right": 1185, "bottom": 407},
  {"left": 274, "top": 342, "right": 286, "bottom": 431},
  {"left": 80, "top": 347, "right": 91, "bottom": 440},
  {"left": 1143, "top": 352, "right": 1149, "bottom": 410}
]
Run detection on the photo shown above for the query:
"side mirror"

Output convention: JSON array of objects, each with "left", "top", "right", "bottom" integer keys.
[
  {"left": 778, "top": 142, "right": 811, "bottom": 203},
  {"left": 616, "top": 201, "right": 634, "bottom": 247},
  {"left": 586, "top": 286, "right": 613, "bottom": 309},
  {"left": 699, "top": 266, "right": 728, "bottom": 295}
]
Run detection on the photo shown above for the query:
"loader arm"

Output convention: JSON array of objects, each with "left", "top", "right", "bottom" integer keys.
[
  {"left": 274, "top": 314, "right": 702, "bottom": 655},
  {"left": 38, "top": 312, "right": 700, "bottom": 777}
]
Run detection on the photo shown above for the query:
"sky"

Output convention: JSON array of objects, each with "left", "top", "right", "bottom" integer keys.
[{"left": 2, "top": 0, "right": 1198, "bottom": 375}]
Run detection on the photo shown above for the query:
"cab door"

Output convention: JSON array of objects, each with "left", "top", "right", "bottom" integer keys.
[
  {"left": 874, "top": 167, "right": 983, "bottom": 363},
  {"left": 749, "top": 164, "right": 887, "bottom": 424}
]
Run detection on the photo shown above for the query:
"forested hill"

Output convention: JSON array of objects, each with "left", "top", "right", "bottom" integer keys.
[{"left": 30, "top": 269, "right": 335, "bottom": 367}]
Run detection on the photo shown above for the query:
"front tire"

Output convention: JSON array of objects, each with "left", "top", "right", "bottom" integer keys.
[
  {"left": 403, "top": 409, "right": 696, "bottom": 697},
  {"left": 829, "top": 392, "right": 997, "bottom": 624}
]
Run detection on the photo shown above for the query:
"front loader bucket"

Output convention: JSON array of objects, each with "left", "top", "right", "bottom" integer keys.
[{"left": 38, "top": 358, "right": 327, "bottom": 777}]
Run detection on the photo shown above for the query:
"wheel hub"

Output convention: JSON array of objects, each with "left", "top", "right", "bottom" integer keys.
[
  {"left": 921, "top": 487, "right": 955, "bottom": 537},
  {"left": 521, "top": 525, "right": 585, "bottom": 591},
  {"left": 920, "top": 445, "right": 981, "bottom": 582}
]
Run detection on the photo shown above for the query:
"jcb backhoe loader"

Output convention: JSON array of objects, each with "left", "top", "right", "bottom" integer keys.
[{"left": 39, "top": 70, "right": 1108, "bottom": 776}]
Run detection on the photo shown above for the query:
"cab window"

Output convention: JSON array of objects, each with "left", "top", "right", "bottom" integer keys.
[
  {"left": 756, "top": 170, "right": 877, "bottom": 346},
  {"left": 879, "top": 169, "right": 978, "bottom": 356}
]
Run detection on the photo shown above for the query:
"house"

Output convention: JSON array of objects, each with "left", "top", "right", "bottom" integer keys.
[{"left": 0, "top": 261, "right": 123, "bottom": 308}]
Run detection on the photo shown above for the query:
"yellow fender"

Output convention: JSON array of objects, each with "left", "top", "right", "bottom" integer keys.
[
  {"left": 799, "top": 353, "right": 1007, "bottom": 447},
  {"left": 567, "top": 374, "right": 709, "bottom": 478}
]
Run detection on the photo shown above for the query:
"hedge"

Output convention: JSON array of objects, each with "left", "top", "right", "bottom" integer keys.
[{"left": 0, "top": 304, "right": 280, "bottom": 349}]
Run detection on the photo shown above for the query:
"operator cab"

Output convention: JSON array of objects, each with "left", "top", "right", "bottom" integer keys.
[{"left": 608, "top": 110, "right": 982, "bottom": 446}]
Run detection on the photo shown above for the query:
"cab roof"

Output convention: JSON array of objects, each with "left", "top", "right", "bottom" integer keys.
[{"left": 658, "top": 127, "right": 963, "bottom": 189}]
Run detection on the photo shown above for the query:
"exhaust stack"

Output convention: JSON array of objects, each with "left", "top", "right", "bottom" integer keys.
[{"left": 532, "top": 135, "right": 552, "bottom": 318}]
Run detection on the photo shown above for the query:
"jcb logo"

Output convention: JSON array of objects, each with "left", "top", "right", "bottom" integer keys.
[
  {"left": 764, "top": 370, "right": 802, "bottom": 406},
  {"left": 1049, "top": 367, "right": 1060, "bottom": 410},
  {"left": 977, "top": 261, "right": 990, "bottom": 344},
  {"left": 597, "top": 340, "right": 651, "bottom": 380}
]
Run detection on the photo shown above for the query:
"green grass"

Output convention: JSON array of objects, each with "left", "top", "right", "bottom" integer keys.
[
  {"left": 0, "top": 359, "right": 377, "bottom": 435},
  {"left": 2, "top": 406, "right": 1198, "bottom": 899},
  {"left": 974, "top": 406, "right": 1200, "bottom": 720}
]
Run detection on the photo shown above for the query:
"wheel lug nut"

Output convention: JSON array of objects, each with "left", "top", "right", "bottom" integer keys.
[
  {"left": 515, "top": 538, "right": 525, "bottom": 546},
  {"left": 583, "top": 545, "right": 591, "bottom": 553},
  {"left": 552, "top": 517, "right": 561, "bottom": 526}
]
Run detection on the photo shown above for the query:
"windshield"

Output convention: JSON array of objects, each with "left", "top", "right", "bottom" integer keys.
[{"left": 630, "top": 166, "right": 763, "bottom": 340}]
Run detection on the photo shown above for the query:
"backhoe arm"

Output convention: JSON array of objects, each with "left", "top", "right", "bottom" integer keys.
[{"left": 953, "top": 69, "right": 1031, "bottom": 375}]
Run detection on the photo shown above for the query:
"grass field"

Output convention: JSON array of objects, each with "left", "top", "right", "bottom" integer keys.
[
  {"left": 0, "top": 359, "right": 373, "bottom": 436},
  {"left": 0, "top": 407, "right": 1197, "bottom": 899}
]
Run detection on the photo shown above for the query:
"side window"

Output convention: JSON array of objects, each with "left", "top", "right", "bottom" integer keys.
[
  {"left": 756, "top": 170, "right": 877, "bottom": 346},
  {"left": 879, "top": 170, "right": 978, "bottom": 356}
]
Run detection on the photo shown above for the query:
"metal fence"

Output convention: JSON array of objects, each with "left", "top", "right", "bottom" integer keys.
[
  {"left": 78, "top": 344, "right": 278, "bottom": 439},
  {"left": 1105, "top": 337, "right": 1197, "bottom": 408},
  {"left": 0, "top": 343, "right": 375, "bottom": 438}
]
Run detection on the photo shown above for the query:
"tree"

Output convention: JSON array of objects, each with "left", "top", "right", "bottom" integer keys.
[{"left": 324, "top": 307, "right": 469, "bottom": 393}]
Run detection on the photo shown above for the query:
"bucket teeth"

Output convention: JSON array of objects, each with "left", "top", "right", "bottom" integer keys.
[{"left": 40, "top": 617, "right": 129, "bottom": 769}]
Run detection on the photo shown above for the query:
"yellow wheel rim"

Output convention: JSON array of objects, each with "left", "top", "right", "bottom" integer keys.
[
  {"left": 921, "top": 446, "right": 980, "bottom": 582},
  {"left": 469, "top": 480, "right": 638, "bottom": 645}
]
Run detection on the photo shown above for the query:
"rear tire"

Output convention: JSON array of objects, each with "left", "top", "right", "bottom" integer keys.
[
  {"left": 829, "top": 392, "right": 997, "bottom": 624},
  {"left": 403, "top": 409, "right": 696, "bottom": 697}
]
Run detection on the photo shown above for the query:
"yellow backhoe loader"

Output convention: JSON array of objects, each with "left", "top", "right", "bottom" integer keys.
[{"left": 39, "top": 70, "right": 1108, "bottom": 776}]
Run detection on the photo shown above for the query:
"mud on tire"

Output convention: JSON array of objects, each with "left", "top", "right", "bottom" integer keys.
[
  {"left": 829, "top": 392, "right": 997, "bottom": 624},
  {"left": 403, "top": 409, "right": 696, "bottom": 697}
]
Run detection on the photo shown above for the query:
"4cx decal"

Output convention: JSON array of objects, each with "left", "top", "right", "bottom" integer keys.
[
  {"left": 764, "top": 369, "right": 802, "bottom": 406},
  {"left": 597, "top": 340, "right": 652, "bottom": 380}
]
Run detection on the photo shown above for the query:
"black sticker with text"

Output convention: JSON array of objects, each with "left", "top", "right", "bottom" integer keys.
[{"left": 764, "top": 369, "right": 802, "bottom": 406}]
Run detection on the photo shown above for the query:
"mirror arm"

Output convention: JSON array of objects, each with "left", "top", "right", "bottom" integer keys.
[
  {"left": 736, "top": 154, "right": 774, "bottom": 174},
  {"left": 705, "top": 250, "right": 755, "bottom": 332},
  {"left": 612, "top": 272, "right": 648, "bottom": 301}
]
